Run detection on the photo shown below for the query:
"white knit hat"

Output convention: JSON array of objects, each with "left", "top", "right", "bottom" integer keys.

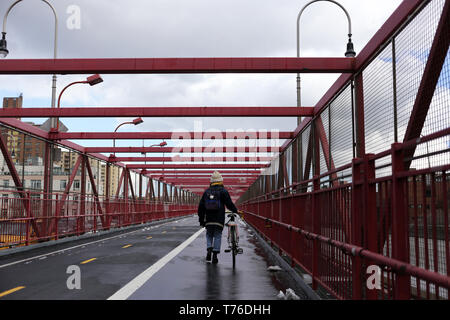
[{"left": 210, "top": 171, "right": 223, "bottom": 183}]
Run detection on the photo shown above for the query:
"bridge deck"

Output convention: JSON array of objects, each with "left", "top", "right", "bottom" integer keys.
[{"left": 0, "top": 216, "right": 308, "bottom": 300}]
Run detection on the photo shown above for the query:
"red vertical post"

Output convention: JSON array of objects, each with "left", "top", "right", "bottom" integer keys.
[
  {"left": 351, "top": 157, "right": 364, "bottom": 299},
  {"left": 365, "top": 155, "right": 378, "bottom": 300},
  {"left": 311, "top": 174, "right": 320, "bottom": 291},
  {"left": 124, "top": 169, "right": 129, "bottom": 226},
  {"left": 25, "top": 191, "right": 31, "bottom": 246},
  {"left": 105, "top": 163, "right": 111, "bottom": 229},
  {"left": 354, "top": 73, "right": 365, "bottom": 158},
  {"left": 311, "top": 119, "right": 321, "bottom": 291},
  {"left": 42, "top": 142, "right": 52, "bottom": 239},
  {"left": 391, "top": 143, "right": 411, "bottom": 299},
  {"left": 79, "top": 156, "right": 86, "bottom": 235},
  {"left": 55, "top": 194, "right": 59, "bottom": 240}
]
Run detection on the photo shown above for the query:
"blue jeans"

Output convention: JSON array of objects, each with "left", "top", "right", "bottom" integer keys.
[{"left": 206, "top": 225, "right": 222, "bottom": 253}]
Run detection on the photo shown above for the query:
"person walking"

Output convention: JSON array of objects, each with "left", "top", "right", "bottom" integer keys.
[{"left": 198, "top": 171, "right": 238, "bottom": 264}]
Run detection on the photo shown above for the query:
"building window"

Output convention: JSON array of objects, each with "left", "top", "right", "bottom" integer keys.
[
  {"left": 74, "top": 180, "right": 80, "bottom": 190},
  {"left": 60, "top": 180, "right": 67, "bottom": 190},
  {"left": 3, "top": 180, "right": 9, "bottom": 188},
  {"left": 31, "top": 180, "right": 41, "bottom": 190}
]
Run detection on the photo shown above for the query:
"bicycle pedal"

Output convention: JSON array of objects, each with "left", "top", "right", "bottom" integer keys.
[{"left": 224, "top": 249, "right": 231, "bottom": 253}]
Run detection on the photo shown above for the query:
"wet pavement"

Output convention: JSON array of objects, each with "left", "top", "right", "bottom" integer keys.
[{"left": 0, "top": 215, "right": 309, "bottom": 300}]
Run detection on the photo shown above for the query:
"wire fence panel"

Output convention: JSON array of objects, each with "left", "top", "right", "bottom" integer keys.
[{"left": 239, "top": 0, "right": 450, "bottom": 300}]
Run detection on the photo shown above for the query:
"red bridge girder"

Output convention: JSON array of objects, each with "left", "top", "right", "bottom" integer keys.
[
  {"left": 55, "top": 131, "right": 293, "bottom": 140},
  {"left": 0, "top": 57, "right": 354, "bottom": 75},
  {"left": 0, "top": 106, "right": 314, "bottom": 118}
]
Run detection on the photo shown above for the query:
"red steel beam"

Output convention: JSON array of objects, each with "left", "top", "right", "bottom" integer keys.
[
  {"left": 85, "top": 146, "right": 281, "bottom": 153},
  {"left": 142, "top": 170, "right": 262, "bottom": 175},
  {"left": 128, "top": 164, "right": 269, "bottom": 169},
  {"left": 287, "top": 0, "right": 428, "bottom": 153},
  {"left": 53, "top": 131, "right": 293, "bottom": 140},
  {"left": 403, "top": 0, "right": 450, "bottom": 169},
  {"left": 161, "top": 177, "right": 258, "bottom": 182},
  {"left": 149, "top": 174, "right": 260, "bottom": 178},
  {"left": 111, "top": 156, "right": 274, "bottom": 162},
  {"left": 0, "top": 107, "right": 314, "bottom": 118},
  {"left": 0, "top": 57, "right": 354, "bottom": 74},
  {"left": 170, "top": 183, "right": 253, "bottom": 187},
  {"left": 163, "top": 181, "right": 256, "bottom": 186}
]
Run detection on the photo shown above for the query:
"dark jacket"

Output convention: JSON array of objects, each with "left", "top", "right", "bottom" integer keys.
[{"left": 198, "top": 184, "right": 238, "bottom": 229}]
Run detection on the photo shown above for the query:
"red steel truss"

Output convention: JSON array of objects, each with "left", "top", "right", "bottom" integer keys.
[{"left": 0, "top": 0, "right": 448, "bottom": 300}]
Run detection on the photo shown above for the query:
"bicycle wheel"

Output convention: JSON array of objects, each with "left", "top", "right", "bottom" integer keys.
[{"left": 230, "top": 226, "right": 236, "bottom": 269}]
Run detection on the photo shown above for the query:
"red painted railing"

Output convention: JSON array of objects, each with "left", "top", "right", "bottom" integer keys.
[
  {"left": 0, "top": 192, "right": 196, "bottom": 248},
  {"left": 240, "top": 129, "right": 450, "bottom": 300}
]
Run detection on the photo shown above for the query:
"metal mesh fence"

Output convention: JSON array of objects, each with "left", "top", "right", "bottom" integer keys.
[
  {"left": 330, "top": 85, "right": 354, "bottom": 169},
  {"left": 302, "top": 126, "right": 312, "bottom": 181},
  {"left": 319, "top": 108, "right": 330, "bottom": 176},
  {"left": 238, "top": 0, "right": 449, "bottom": 300},
  {"left": 396, "top": 0, "right": 445, "bottom": 142},
  {"left": 363, "top": 43, "right": 396, "bottom": 154}
]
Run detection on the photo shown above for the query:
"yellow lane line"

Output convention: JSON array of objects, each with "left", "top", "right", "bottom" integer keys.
[
  {"left": 0, "top": 286, "right": 25, "bottom": 298},
  {"left": 80, "top": 258, "right": 97, "bottom": 265},
  {"left": 122, "top": 244, "right": 132, "bottom": 249},
  {"left": 161, "top": 231, "right": 167, "bottom": 234},
  {"left": 146, "top": 236, "right": 153, "bottom": 239}
]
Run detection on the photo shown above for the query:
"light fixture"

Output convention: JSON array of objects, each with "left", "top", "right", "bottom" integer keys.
[
  {"left": 86, "top": 74, "right": 103, "bottom": 86},
  {"left": 345, "top": 35, "right": 356, "bottom": 58},
  {"left": 0, "top": 32, "right": 8, "bottom": 58},
  {"left": 132, "top": 117, "right": 144, "bottom": 125}
]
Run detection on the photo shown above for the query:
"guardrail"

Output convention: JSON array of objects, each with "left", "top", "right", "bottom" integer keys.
[
  {"left": 240, "top": 128, "right": 450, "bottom": 300},
  {"left": 0, "top": 191, "right": 196, "bottom": 248}
]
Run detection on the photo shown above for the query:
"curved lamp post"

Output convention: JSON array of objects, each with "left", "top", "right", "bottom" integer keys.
[
  {"left": 1, "top": 0, "right": 59, "bottom": 116},
  {"left": 112, "top": 118, "right": 144, "bottom": 156},
  {"left": 54, "top": 74, "right": 103, "bottom": 131},
  {"left": 296, "top": 0, "right": 355, "bottom": 124}
]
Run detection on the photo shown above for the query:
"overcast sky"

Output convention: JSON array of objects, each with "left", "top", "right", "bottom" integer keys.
[{"left": 0, "top": 0, "right": 404, "bottom": 150}]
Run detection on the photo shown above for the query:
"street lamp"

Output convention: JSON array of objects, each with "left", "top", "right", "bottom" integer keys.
[
  {"left": 54, "top": 74, "right": 104, "bottom": 131},
  {"left": 141, "top": 141, "right": 168, "bottom": 179},
  {"left": 296, "top": 0, "right": 355, "bottom": 125},
  {"left": 0, "top": 32, "right": 8, "bottom": 58},
  {"left": 1, "top": 0, "right": 59, "bottom": 113},
  {"left": 2, "top": 0, "right": 59, "bottom": 207},
  {"left": 111, "top": 117, "right": 144, "bottom": 156},
  {"left": 141, "top": 141, "right": 168, "bottom": 155}
]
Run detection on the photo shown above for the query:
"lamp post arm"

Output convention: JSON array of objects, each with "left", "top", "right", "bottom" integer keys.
[
  {"left": 41, "top": 0, "right": 58, "bottom": 60},
  {"left": 57, "top": 81, "right": 88, "bottom": 109},
  {"left": 2, "top": 0, "right": 23, "bottom": 34},
  {"left": 112, "top": 122, "right": 134, "bottom": 153},
  {"left": 54, "top": 80, "right": 87, "bottom": 131},
  {"left": 296, "top": 0, "right": 352, "bottom": 57},
  {"left": 114, "top": 122, "right": 134, "bottom": 133}
]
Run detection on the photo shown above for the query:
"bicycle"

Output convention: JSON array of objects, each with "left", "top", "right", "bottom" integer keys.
[{"left": 224, "top": 212, "right": 243, "bottom": 269}]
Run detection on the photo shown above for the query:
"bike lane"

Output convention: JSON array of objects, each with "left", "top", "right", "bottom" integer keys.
[{"left": 126, "top": 215, "right": 307, "bottom": 300}]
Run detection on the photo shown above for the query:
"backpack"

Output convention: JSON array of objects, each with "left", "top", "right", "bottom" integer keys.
[{"left": 204, "top": 189, "right": 221, "bottom": 211}]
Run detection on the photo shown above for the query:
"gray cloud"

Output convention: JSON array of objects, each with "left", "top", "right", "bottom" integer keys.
[{"left": 0, "top": 0, "right": 403, "bottom": 140}]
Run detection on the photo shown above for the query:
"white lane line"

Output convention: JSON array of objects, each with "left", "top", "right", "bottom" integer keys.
[
  {"left": 108, "top": 228, "right": 205, "bottom": 300},
  {"left": 0, "top": 218, "right": 189, "bottom": 269}
]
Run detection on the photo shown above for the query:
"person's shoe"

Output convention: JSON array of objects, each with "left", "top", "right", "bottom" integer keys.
[
  {"left": 206, "top": 248, "right": 213, "bottom": 262},
  {"left": 212, "top": 252, "right": 219, "bottom": 264}
]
